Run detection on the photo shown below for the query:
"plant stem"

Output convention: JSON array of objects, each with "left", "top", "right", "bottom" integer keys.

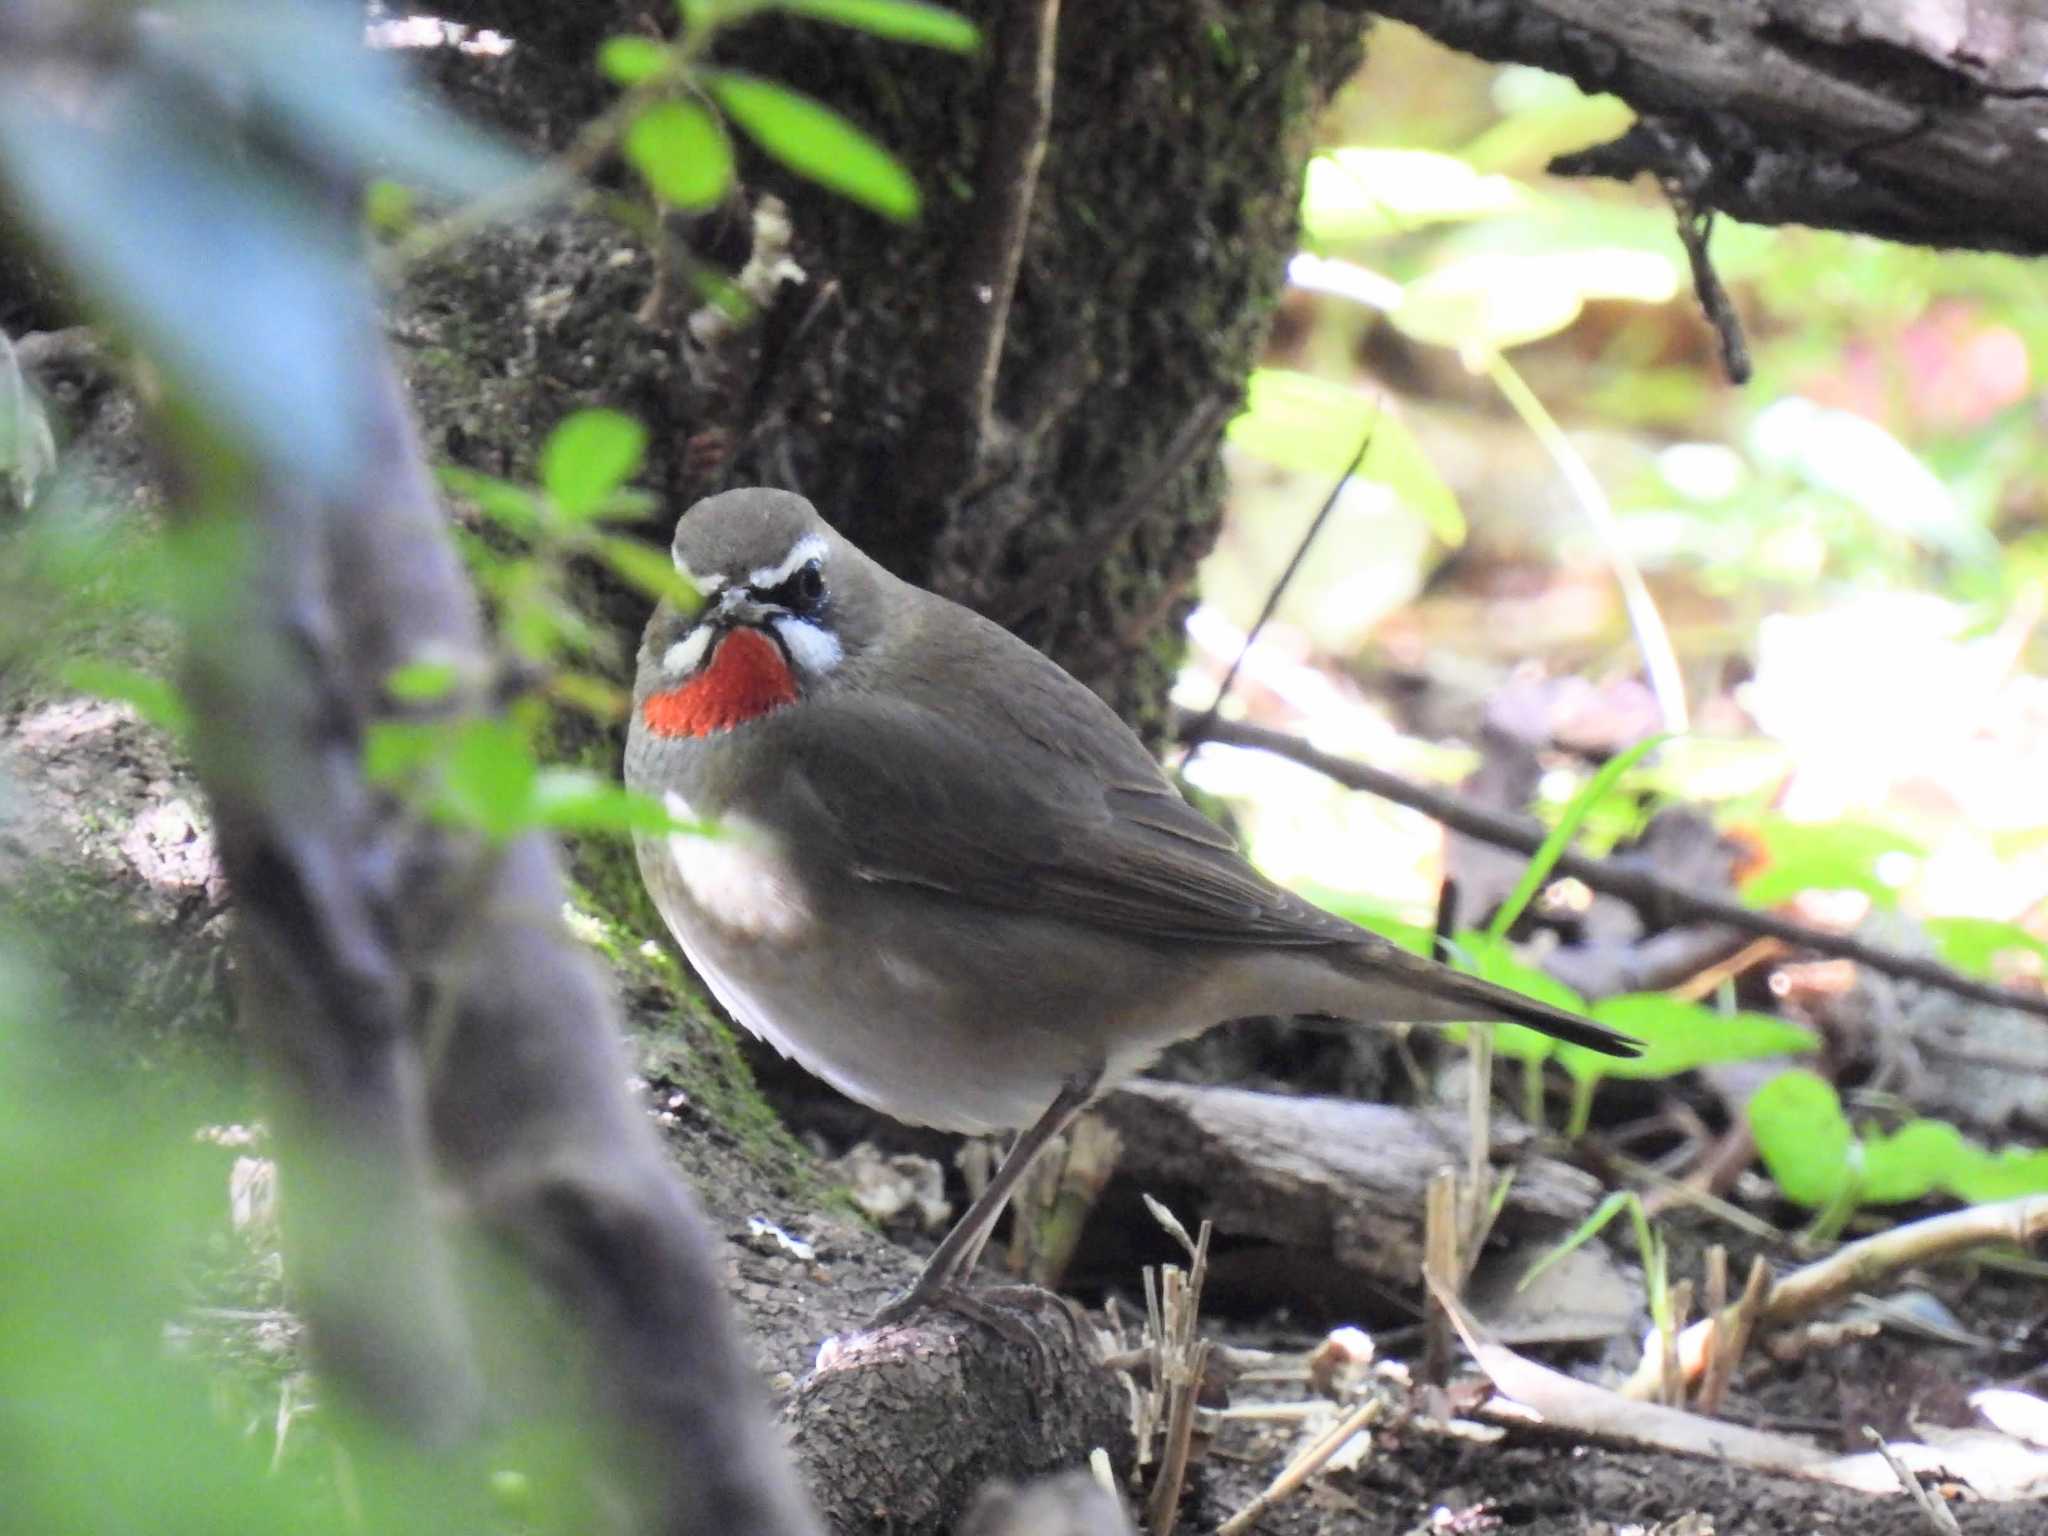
[{"left": 1483, "top": 352, "right": 1690, "bottom": 734}]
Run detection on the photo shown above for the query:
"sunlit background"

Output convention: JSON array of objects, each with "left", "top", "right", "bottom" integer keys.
[{"left": 1183, "top": 21, "right": 2048, "bottom": 972}]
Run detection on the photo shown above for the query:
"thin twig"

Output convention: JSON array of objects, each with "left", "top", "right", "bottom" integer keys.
[
  {"left": 1700, "top": 1254, "right": 1770, "bottom": 1417},
  {"left": 1181, "top": 420, "right": 1376, "bottom": 751},
  {"left": 1760, "top": 1197, "right": 2048, "bottom": 1329},
  {"left": 898, "top": 0, "right": 1062, "bottom": 507},
  {"left": 990, "top": 397, "right": 1232, "bottom": 624},
  {"left": 1862, "top": 1426, "right": 1964, "bottom": 1535},
  {"left": 1665, "top": 185, "right": 1751, "bottom": 385},
  {"left": 1182, "top": 714, "right": 2048, "bottom": 1025}
]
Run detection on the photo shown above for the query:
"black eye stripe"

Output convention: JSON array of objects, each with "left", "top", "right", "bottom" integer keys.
[{"left": 757, "top": 559, "right": 826, "bottom": 613}]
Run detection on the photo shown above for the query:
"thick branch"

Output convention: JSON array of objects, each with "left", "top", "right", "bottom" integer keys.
[{"left": 1360, "top": 0, "right": 2048, "bottom": 255}]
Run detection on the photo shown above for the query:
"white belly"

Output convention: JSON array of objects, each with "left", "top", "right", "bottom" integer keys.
[{"left": 649, "top": 797, "right": 1076, "bottom": 1133}]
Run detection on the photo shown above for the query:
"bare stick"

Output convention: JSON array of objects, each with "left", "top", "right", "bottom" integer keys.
[
  {"left": 1186, "top": 715, "right": 2048, "bottom": 1024},
  {"left": 1760, "top": 1197, "right": 2048, "bottom": 1329},
  {"left": 1695, "top": 1245, "right": 1728, "bottom": 1412},
  {"left": 1666, "top": 187, "right": 1751, "bottom": 385},
  {"left": 1421, "top": 1169, "right": 1459, "bottom": 1388},
  {"left": 1862, "top": 1427, "right": 1964, "bottom": 1535},
  {"left": 900, "top": 0, "right": 1062, "bottom": 506},
  {"left": 1181, "top": 421, "right": 1375, "bottom": 751}
]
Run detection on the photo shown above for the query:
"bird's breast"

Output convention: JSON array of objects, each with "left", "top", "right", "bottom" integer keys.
[{"left": 658, "top": 790, "right": 813, "bottom": 943}]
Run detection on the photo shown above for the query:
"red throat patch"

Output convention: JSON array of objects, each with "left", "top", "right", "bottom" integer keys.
[{"left": 641, "top": 627, "right": 798, "bottom": 739}]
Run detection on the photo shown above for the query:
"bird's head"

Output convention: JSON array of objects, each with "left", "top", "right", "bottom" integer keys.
[{"left": 635, "top": 488, "right": 884, "bottom": 740}]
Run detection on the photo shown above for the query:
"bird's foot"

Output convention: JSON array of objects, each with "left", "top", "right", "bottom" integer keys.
[{"left": 867, "top": 1280, "right": 1090, "bottom": 1355}]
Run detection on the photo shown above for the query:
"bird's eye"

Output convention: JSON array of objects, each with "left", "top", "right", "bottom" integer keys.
[{"left": 765, "top": 559, "right": 826, "bottom": 613}]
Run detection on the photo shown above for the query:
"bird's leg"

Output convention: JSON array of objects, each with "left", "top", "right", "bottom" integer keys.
[{"left": 868, "top": 1070, "right": 1100, "bottom": 1330}]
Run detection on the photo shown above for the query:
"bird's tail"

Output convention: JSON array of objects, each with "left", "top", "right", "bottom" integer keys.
[{"left": 1320, "top": 936, "right": 1640, "bottom": 1058}]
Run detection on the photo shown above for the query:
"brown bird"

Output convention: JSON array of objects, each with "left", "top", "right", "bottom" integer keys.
[{"left": 625, "top": 489, "right": 1637, "bottom": 1322}]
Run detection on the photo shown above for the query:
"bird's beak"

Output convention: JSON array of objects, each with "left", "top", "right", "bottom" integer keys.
[{"left": 712, "top": 586, "right": 778, "bottom": 628}]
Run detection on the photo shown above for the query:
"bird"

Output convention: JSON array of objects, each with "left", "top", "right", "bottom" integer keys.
[{"left": 624, "top": 487, "right": 1638, "bottom": 1325}]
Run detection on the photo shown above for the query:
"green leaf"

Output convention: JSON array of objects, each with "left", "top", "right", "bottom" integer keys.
[
  {"left": 58, "top": 660, "right": 192, "bottom": 739},
  {"left": 1945, "top": 1145, "right": 2048, "bottom": 1203},
  {"left": 1922, "top": 916, "right": 2048, "bottom": 979},
  {"left": 1460, "top": 82, "right": 1634, "bottom": 174},
  {"left": 1736, "top": 814, "right": 1923, "bottom": 909},
  {"left": 1559, "top": 996, "right": 1816, "bottom": 1084},
  {"left": 1519, "top": 1188, "right": 1646, "bottom": 1292},
  {"left": 385, "top": 659, "right": 462, "bottom": 703},
  {"left": 440, "top": 719, "right": 539, "bottom": 841},
  {"left": 592, "top": 534, "right": 703, "bottom": 611},
  {"left": 707, "top": 72, "right": 920, "bottom": 221},
  {"left": 1860, "top": 1119, "right": 1969, "bottom": 1205},
  {"left": 539, "top": 409, "right": 648, "bottom": 521},
  {"left": 1227, "top": 370, "right": 1464, "bottom": 544},
  {"left": 363, "top": 719, "right": 448, "bottom": 783},
  {"left": 439, "top": 466, "right": 543, "bottom": 533},
  {"left": 189, "top": 2, "right": 528, "bottom": 204},
  {"left": 586, "top": 488, "right": 661, "bottom": 525},
  {"left": 1488, "top": 735, "right": 1666, "bottom": 942},
  {"left": 598, "top": 37, "right": 674, "bottom": 86},
  {"left": 547, "top": 669, "right": 631, "bottom": 722},
  {"left": 1749, "top": 1070, "right": 1855, "bottom": 1209},
  {"left": 363, "top": 178, "right": 414, "bottom": 238},
  {"left": 530, "top": 771, "right": 698, "bottom": 835},
  {"left": 1393, "top": 249, "right": 1677, "bottom": 358},
  {"left": 1302, "top": 148, "right": 1523, "bottom": 245},
  {"left": 777, "top": 0, "right": 980, "bottom": 51},
  {"left": 624, "top": 100, "right": 733, "bottom": 211}
]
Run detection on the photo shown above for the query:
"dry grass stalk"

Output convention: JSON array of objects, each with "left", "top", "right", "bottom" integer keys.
[
  {"left": 1422, "top": 1168, "right": 1459, "bottom": 1386},
  {"left": 1212, "top": 1396, "right": 1386, "bottom": 1536},
  {"left": 1862, "top": 1426, "right": 1964, "bottom": 1535},
  {"left": 1659, "top": 1277, "right": 1693, "bottom": 1407},
  {"left": 1134, "top": 1196, "right": 1213, "bottom": 1536}
]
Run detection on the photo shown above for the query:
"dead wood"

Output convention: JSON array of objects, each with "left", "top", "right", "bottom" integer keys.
[
  {"left": 1354, "top": 0, "right": 2048, "bottom": 256},
  {"left": 788, "top": 1310, "right": 1134, "bottom": 1536},
  {"left": 1097, "top": 1081, "right": 1602, "bottom": 1287}
]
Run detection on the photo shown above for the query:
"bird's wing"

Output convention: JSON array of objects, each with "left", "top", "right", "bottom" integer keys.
[
  {"left": 770, "top": 643, "right": 1358, "bottom": 948},
  {"left": 757, "top": 627, "right": 1637, "bottom": 1055}
]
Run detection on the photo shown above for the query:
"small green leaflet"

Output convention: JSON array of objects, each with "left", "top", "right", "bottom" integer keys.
[
  {"left": 539, "top": 409, "right": 649, "bottom": 521},
  {"left": 624, "top": 100, "right": 734, "bottom": 212},
  {"left": 599, "top": 37, "right": 673, "bottom": 86},
  {"left": 58, "top": 660, "right": 193, "bottom": 739},
  {"left": 776, "top": 0, "right": 980, "bottom": 51},
  {"left": 384, "top": 659, "right": 462, "bottom": 703},
  {"left": 707, "top": 72, "right": 920, "bottom": 221},
  {"left": 593, "top": 534, "right": 703, "bottom": 612}
]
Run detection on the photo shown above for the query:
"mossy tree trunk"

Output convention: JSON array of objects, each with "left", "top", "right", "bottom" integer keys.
[{"left": 407, "top": 0, "right": 1364, "bottom": 728}]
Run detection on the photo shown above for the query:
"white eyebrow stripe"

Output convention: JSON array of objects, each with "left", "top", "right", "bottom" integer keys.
[
  {"left": 749, "top": 533, "right": 829, "bottom": 590},
  {"left": 674, "top": 551, "right": 725, "bottom": 596}
]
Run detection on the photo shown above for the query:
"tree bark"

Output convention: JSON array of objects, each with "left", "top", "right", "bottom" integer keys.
[
  {"left": 1357, "top": 0, "right": 2048, "bottom": 255},
  {"left": 404, "top": 0, "right": 1365, "bottom": 732}
]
